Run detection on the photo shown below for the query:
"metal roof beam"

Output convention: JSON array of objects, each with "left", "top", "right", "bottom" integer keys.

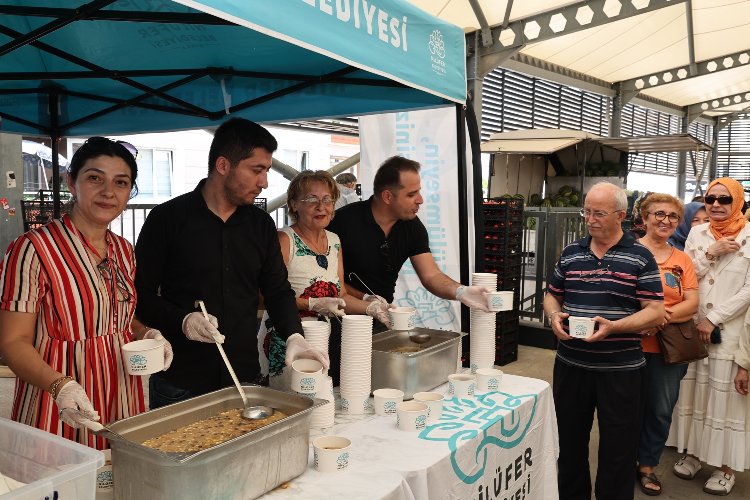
[
  {"left": 0, "top": 5, "right": 232, "bottom": 25},
  {"left": 687, "top": 90, "right": 750, "bottom": 122},
  {"left": 467, "top": 0, "right": 492, "bottom": 47},
  {"left": 477, "top": 0, "right": 684, "bottom": 58},
  {"left": 620, "top": 48, "right": 750, "bottom": 92}
]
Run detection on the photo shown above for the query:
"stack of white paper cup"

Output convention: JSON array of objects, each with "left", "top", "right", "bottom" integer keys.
[
  {"left": 309, "top": 375, "right": 336, "bottom": 429},
  {"left": 301, "top": 320, "right": 331, "bottom": 353},
  {"left": 470, "top": 273, "right": 498, "bottom": 373},
  {"left": 339, "top": 315, "right": 373, "bottom": 414}
]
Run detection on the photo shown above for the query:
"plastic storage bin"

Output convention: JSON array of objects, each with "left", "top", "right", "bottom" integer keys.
[{"left": 0, "top": 417, "right": 103, "bottom": 499}]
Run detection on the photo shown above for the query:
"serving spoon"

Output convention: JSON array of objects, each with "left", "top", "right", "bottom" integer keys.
[{"left": 195, "top": 300, "right": 274, "bottom": 420}]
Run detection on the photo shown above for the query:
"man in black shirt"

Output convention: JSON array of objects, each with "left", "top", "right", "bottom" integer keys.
[
  {"left": 135, "top": 118, "right": 327, "bottom": 408},
  {"left": 328, "top": 156, "right": 491, "bottom": 315}
]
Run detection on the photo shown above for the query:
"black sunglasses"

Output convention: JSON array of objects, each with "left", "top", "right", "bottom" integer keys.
[
  {"left": 704, "top": 195, "right": 733, "bottom": 205},
  {"left": 97, "top": 258, "right": 132, "bottom": 302},
  {"left": 379, "top": 240, "right": 394, "bottom": 273},
  {"left": 85, "top": 136, "right": 138, "bottom": 160}
]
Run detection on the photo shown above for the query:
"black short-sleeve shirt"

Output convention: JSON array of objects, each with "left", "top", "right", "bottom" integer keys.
[{"left": 327, "top": 197, "right": 430, "bottom": 302}]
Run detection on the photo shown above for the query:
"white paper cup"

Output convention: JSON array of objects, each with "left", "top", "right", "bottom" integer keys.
[
  {"left": 487, "top": 291, "right": 514, "bottom": 312},
  {"left": 373, "top": 388, "right": 404, "bottom": 416},
  {"left": 339, "top": 393, "right": 371, "bottom": 414},
  {"left": 413, "top": 392, "right": 444, "bottom": 423},
  {"left": 290, "top": 359, "right": 324, "bottom": 393},
  {"left": 121, "top": 339, "right": 164, "bottom": 375},
  {"left": 395, "top": 401, "right": 429, "bottom": 431},
  {"left": 312, "top": 435, "right": 352, "bottom": 473},
  {"left": 475, "top": 368, "right": 503, "bottom": 392},
  {"left": 96, "top": 449, "right": 114, "bottom": 497},
  {"left": 389, "top": 307, "right": 416, "bottom": 330},
  {"left": 448, "top": 373, "right": 476, "bottom": 398},
  {"left": 568, "top": 316, "right": 596, "bottom": 339}
]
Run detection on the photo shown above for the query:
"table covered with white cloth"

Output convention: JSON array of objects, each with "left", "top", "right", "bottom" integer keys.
[{"left": 260, "top": 374, "right": 559, "bottom": 500}]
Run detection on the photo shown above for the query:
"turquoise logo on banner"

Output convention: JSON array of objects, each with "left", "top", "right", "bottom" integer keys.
[
  {"left": 396, "top": 286, "right": 456, "bottom": 327},
  {"left": 419, "top": 391, "right": 538, "bottom": 484}
]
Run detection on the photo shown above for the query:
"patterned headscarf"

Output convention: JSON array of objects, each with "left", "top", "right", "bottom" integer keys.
[
  {"left": 668, "top": 202, "right": 704, "bottom": 250},
  {"left": 707, "top": 177, "right": 747, "bottom": 240}
]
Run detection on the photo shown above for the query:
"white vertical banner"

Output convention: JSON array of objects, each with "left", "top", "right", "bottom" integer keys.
[{"left": 359, "top": 107, "right": 463, "bottom": 331}]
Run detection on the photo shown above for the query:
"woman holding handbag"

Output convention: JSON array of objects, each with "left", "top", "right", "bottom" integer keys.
[
  {"left": 669, "top": 177, "right": 750, "bottom": 496},
  {"left": 635, "top": 193, "right": 699, "bottom": 496}
]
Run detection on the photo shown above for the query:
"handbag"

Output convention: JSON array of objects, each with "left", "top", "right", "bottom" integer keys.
[{"left": 656, "top": 320, "right": 708, "bottom": 365}]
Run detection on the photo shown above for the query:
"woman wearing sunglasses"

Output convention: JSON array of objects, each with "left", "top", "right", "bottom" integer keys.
[
  {"left": 0, "top": 138, "right": 171, "bottom": 450},
  {"left": 669, "top": 177, "right": 750, "bottom": 495},
  {"left": 634, "top": 194, "right": 699, "bottom": 496},
  {"left": 258, "top": 170, "right": 390, "bottom": 386}
]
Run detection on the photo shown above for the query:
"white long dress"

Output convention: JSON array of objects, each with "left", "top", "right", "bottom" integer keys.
[{"left": 666, "top": 222, "right": 750, "bottom": 470}]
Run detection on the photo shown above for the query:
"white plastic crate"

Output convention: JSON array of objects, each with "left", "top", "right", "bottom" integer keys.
[{"left": 0, "top": 417, "right": 103, "bottom": 499}]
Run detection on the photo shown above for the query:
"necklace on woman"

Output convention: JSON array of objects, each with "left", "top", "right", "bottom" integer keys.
[{"left": 638, "top": 237, "right": 674, "bottom": 264}]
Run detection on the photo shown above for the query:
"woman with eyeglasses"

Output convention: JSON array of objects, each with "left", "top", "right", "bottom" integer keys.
[
  {"left": 258, "top": 170, "right": 390, "bottom": 386},
  {"left": 668, "top": 177, "right": 750, "bottom": 496},
  {"left": 0, "top": 137, "right": 172, "bottom": 450},
  {"left": 633, "top": 194, "right": 699, "bottom": 496}
]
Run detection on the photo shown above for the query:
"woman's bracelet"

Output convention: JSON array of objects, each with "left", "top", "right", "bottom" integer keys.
[{"left": 48, "top": 376, "right": 73, "bottom": 400}]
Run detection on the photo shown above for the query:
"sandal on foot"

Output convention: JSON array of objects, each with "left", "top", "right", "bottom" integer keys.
[
  {"left": 636, "top": 470, "right": 662, "bottom": 496},
  {"left": 703, "top": 470, "right": 735, "bottom": 496},
  {"left": 674, "top": 455, "right": 702, "bottom": 480}
]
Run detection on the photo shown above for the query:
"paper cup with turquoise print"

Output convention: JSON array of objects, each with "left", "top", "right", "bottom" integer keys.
[
  {"left": 475, "top": 368, "right": 503, "bottom": 393},
  {"left": 413, "top": 392, "right": 444, "bottom": 423},
  {"left": 447, "top": 373, "right": 476, "bottom": 398},
  {"left": 313, "top": 435, "right": 352, "bottom": 473},
  {"left": 373, "top": 388, "right": 404, "bottom": 416},
  {"left": 121, "top": 339, "right": 164, "bottom": 375},
  {"left": 395, "top": 401, "right": 429, "bottom": 431},
  {"left": 568, "top": 316, "right": 596, "bottom": 339},
  {"left": 487, "top": 291, "right": 514, "bottom": 312},
  {"left": 389, "top": 307, "right": 417, "bottom": 330},
  {"left": 291, "top": 359, "right": 324, "bottom": 394}
]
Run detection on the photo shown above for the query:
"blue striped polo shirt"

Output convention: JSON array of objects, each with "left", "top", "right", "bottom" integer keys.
[{"left": 547, "top": 232, "right": 664, "bottom": 370}]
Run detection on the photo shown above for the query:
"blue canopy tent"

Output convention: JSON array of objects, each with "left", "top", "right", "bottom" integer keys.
[{"left": 0, "top": 0, "right": 466, "bottom": 213}]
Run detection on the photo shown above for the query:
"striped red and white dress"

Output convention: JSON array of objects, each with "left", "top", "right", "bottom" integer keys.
[{"left": 0, "top": 214, "right": 145, "bottom": 450}]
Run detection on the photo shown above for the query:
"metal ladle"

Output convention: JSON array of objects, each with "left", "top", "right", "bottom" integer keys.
[
  {"left": 196, "top": 300, "right": 274, "bottom": 420},
  {"left": 348, "top": 272, "right": 431, "bottom": 345}
]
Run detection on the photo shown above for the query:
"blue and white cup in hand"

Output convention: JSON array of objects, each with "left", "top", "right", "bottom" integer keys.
[
  {"left": 395, "top": 401, "right": 429, "bottom": 431},
  {"left": 312, "top": 435, "right": 352, "bottom": 473},
  {"left": 373, "top": 388, "right": 404, "bottom": 416},
  {"left": 567, "top": 316, "right": 596, "bottom": 339},
  {"left": 291, "top": 359, "right": 324, "bottom": 394},
  {"left": 413, "top": 392, "right": 444, "bottom": 423},
  {"left": 448, "top": 373, "right": 476, "bottom": 398},
  {"left": 486, "top": 291, "right": 514, "bottom": 312},
  {"left": 121, "top": 339, "right": 165, "bottom": 375}
]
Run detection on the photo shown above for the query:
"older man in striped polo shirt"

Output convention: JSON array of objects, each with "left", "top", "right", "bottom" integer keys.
[{"left": 544, "top": 181, "right": 665, "bottom": 500}]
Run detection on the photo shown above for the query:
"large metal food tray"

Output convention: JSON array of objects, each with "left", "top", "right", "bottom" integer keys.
[
  {"left": 106, "top": 385, "right": 322, "bottom": 500},
  {"left": 371, "top": 328, "right": 465, "bottom": 399}
]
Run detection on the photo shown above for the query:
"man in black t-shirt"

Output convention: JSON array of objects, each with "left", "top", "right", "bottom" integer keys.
[{"left": 328, "top": 156, "right": 491, "bottom": 314}]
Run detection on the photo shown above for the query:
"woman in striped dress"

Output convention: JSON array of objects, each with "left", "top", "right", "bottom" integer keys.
[{"left": 0, "top": 138, "right": 172, "bottom": 450}]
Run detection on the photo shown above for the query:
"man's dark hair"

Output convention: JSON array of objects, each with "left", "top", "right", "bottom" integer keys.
[
  {"left": 373, "top": 156, "right": 420, "bottom": 196},
  {"left": 208, "top": 118, "right": 278, "bottom": 174},
  {"left": 336, "top": 172, "right": 357, "bottom": 185}
]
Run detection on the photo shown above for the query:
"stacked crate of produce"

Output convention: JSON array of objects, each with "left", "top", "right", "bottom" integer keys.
[{"left": 481, "top": 196, "right": 523, "bottom": 366}]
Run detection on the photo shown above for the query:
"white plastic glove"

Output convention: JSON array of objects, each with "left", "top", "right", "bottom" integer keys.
[
  {"left": 182, "top": 312, "right": 225, "bottom": 344},
  {"left": 455, "top": 285, "right": 493, "bottom": 312},
  {"left": 55, "top": 381, "right": 100, "bottom": 429},
  {"left": 363, "top": 293, "right": 388, "bottom": 305},
  {"left": 308, "top": 297, "right": 346, "bottom": 317},
  {"left": 142, "top": 329, "right": 174, "bottom": 370},
  {"left": 366, "top": 299, "right": 392, "bottom": 327},
  {"left": 285, "top": 333, "right": 330, "bottom": 369}
]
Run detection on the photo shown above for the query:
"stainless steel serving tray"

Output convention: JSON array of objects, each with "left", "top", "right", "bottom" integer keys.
[
  {"left": 371, "top": 328, "right": 465, "bottom": 399},
  {"left": 106, "top": 385, "right": 323, "bottom": 500}
]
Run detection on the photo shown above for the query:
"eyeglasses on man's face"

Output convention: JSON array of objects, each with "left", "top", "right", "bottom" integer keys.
[
  {"left": 579, "top": 208, "right": 623, "bottom": 219},
  {"left": 648, "top": 211, "right": 680, "bottom": 223},
  {"left": 299, "top": 195, "right": 334, "bottom": 207},
  {"left": 704, "top": 195, "right": 733, "bottom": 205}
]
